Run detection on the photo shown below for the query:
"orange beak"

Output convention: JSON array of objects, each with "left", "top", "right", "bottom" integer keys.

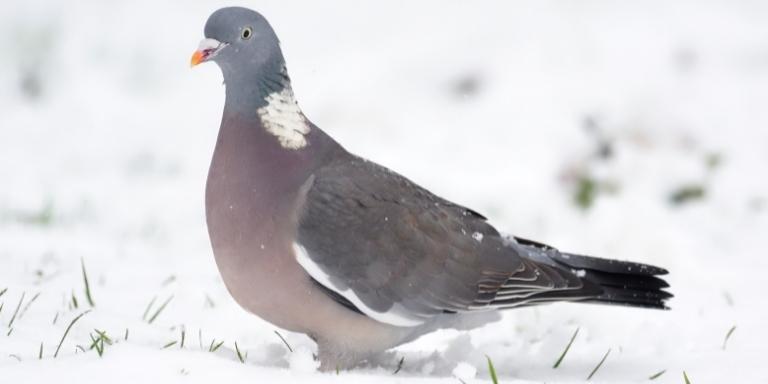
[
  {"left": 190, "top": 38, "right": 226, "bottom": 67},
  {"left": 190, "top": 50, "right": 205, "bottom": 67}
]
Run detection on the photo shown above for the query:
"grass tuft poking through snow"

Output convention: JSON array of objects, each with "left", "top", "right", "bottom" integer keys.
[
  {"left": 208, "top": 339, "right": 224, "bottom": 353},
  {"left": 162, "top": 341, "right": 178, "bottom": 349},
  {"left": 553, "top": 326, "right": 580, "bottom": 368},
  {"left": 80, "top": 258, "right": 95, "bottom": 307},
  {"left": 393, "top": 356, "right": 405, "bottom": 374},
  {"left": 141, "top": 296, "right": 156, "bottom": 321},
  {"left": 54, "top": 310, "right": 90, "bottom": 358},
  {"left": 7, "top": 291, "right": 25, "bottom": 328},
  {"left": 586, "top": 348, "right": 611, "bottom": 381},
  {"left": 485, "top": 355, "right": 499, "bottom": 384},
  {"left": 273, "top": 330, "right": 293, "bottom": 353},
  {"left": 19, "top": 292, "right": 40, "bottom": 319},
  {"left": 146, "top": 295, "right": 173, "bottom": 324},
  {"left": 722, "top": 325, "right": 736, "bottom": 350},
  {"left": 88, "top": 329, "right": 112, "bottom": 357},
  {"left": 69, "top": 292, "right": 78, "bottom": 310},
  {"left": 648, "top": 369, "right": 666, "bottom": 380},
  {"left": 684, "top": 371, "right": 692, "bottom": 383},
  {"left": 234, "top": 341, "right": 246, "bottom": 363}
]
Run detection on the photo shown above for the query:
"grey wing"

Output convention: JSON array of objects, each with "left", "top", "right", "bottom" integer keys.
[{"left": 295, "top": 156, "right": 592, "bottom": 326}]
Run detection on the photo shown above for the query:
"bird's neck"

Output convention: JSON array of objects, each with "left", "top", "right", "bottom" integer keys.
[
  {"left": 223, "top": 62, "right": 312, "bottom": 151},
  {"left": 213, "top": 62, "right": 344, "bottom": 201}
]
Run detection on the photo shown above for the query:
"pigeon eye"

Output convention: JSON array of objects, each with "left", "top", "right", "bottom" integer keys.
[{"left": 241, "top": 27, "right": 252, "bottom": 40}]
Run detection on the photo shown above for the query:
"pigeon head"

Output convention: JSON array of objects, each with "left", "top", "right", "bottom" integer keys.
[
  {"left": 192, "top": 7, "right": 314, "bottom": 150},
  {"left": 191, "top": 7, "right": 286, "bottom": 95}
]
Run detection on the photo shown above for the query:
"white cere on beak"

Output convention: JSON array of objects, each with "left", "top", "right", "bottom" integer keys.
[{"left": 198, "top": 38, "right": 223, "bottom": 51}]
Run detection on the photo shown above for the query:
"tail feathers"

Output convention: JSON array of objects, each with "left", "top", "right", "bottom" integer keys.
[
  {"left": 552, "top": 251, "right": 672, "bottom": 309},
  {"left": 551, "top": 251, "right": 669, "bottom": 276},
  {"left": 493, "top": 238, "right": 673, "bottom": 310}
]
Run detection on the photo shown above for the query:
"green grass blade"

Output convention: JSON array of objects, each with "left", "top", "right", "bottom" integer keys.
[
  {"left": 0, "top": 287, "right": 7, "bottom": 298},
  {"left": 81, "top": 258, "right": 95, "bottom": 307},
  {"left": 393, "top": 356, "right": 405, "bottom": 374},
  {"left": 722, "top": 325, "right": 736, "bottom": 350},
  {"left": 142, "top": 296, "right": 157, "bottom": 321},
  {"left": 7, "top": 292, "right": 25, "bottom": 328},
  {"left": 147, "top": 295, "right": 173, "bottom": 324},
  {"left": 683, "top": 371, "right": 692, "bottom": 384},
  {"left": 209, "top": 339, "right": 224, "bottom": 352},
  {"left": 38, "top": 342, "right": 43, "bottom": 359},
  {"left": 648, "top": 369, "right": 666, "bottom": 380},
  {"left": 553, "top": 327, "right": 580, "bottom": 368},
  {"left": 94, "top": 329, "right": 112, "bottom": 345},
  {"left": 88, "top": 331, "right": 109, "bottom": 357},
  {"left": 274, "top": 330, "right": 293, "bottom": 353},
  {"left": 54, "top": 310, "right": 91, "bottom": 358},
  {"left": 89, "top": 333, "right": 105, "bottom": 357},
  {"left": 19, "top": 292, "right": 40, "bottom": 319},
  {"left": 485, "top": 355, "right": 499, "bottom": 384},
  {"left": 586, "top": 348, "right": 611, "bottom": 380},
  {"left": 162, "top": 340, "right": 178, "bottom": 349},
  {"left": 235, "top": 341, "right": 245, "bottom": 363}
]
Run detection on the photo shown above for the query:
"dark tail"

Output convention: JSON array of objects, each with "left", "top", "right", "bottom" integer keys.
[
  {"left": 492, "top": 237, "right": 672, "bottom": 310},
  {"left": 549, "top": 251, "right": 672, "bottom": 309}
]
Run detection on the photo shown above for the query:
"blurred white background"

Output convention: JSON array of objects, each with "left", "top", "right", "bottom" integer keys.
[{"left": 1, "top": 1, "right": 767, "bottom": 382}]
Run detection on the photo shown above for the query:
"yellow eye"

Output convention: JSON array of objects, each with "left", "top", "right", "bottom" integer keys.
[{"left": 241, "top": 27, "right": 252, "bottom": 40}]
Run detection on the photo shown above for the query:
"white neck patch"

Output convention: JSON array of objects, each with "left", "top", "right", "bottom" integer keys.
[{"left": 257, "top": 87, "right": 311, "bottom": 150}]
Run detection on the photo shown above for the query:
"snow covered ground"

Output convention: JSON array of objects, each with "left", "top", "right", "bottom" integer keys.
[{"left": 2, "top": 0, "right": 767, "bottom": 382}]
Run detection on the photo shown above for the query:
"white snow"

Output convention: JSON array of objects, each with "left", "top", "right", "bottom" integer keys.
[
  {"left": 288, "top": 346, "right": 320, "bottom": 373},
  {"left": 472, "top": 232, "right": 484, "bottom": 242},
  {"left": 452, "top": 361, "right": 478, "bottom": 381},
  {"left": 2, "top": 0, "right": 768, "bottom": 382}
]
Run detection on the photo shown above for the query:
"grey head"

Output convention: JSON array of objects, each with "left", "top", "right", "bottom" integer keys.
[{"left": 192, "top": 7, "right": 289, "bottom": 110}]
